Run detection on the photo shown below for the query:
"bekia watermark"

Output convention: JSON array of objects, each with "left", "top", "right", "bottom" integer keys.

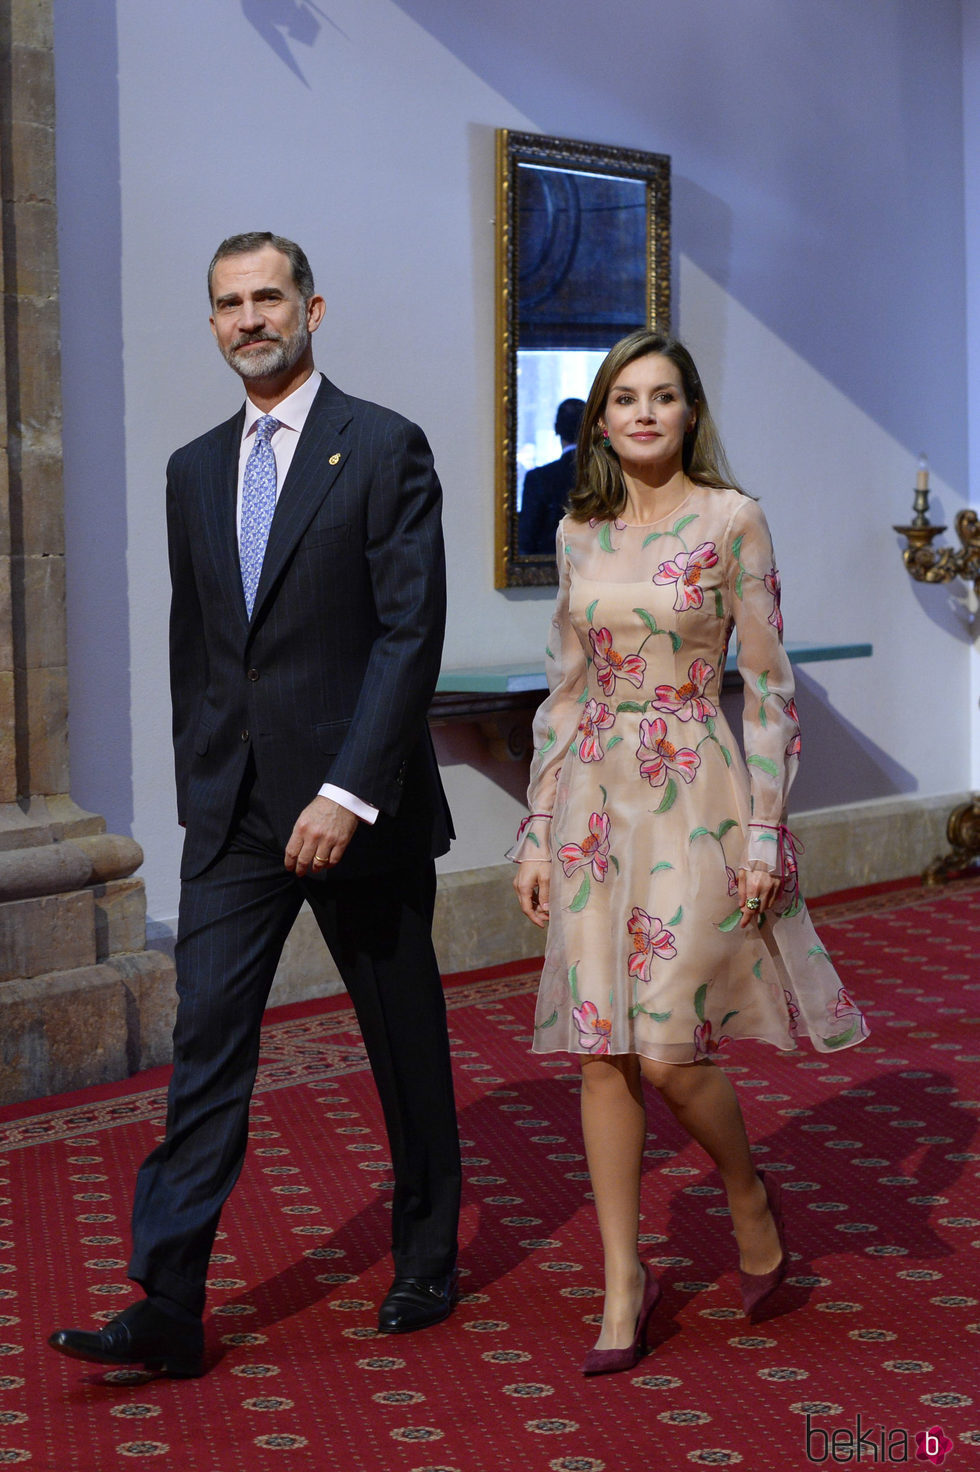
[{"left": 805, "top": 1412, "right": 955, "bottom": 1464}]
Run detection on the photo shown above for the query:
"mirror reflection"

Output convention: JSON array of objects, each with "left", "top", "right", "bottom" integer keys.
[{"left": 495, "top": 132, "right": 671, "bottom": 587}]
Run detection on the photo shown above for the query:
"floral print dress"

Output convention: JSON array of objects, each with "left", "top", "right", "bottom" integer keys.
[{"left": 509, "top": 486, "right": 868, "bottom": 1063}]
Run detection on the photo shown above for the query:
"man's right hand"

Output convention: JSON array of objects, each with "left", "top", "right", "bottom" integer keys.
[{"left": 514, "top": 861, "right": 551, "bottom": 928}]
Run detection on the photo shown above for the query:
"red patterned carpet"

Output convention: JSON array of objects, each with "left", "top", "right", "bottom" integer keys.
[{"left": 1, "top": 879, "right": 979, "bottom": 1470}]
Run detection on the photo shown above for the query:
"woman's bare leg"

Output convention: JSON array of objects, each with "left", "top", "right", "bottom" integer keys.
[
  {"left": 579, "top": 1055, "right": 648, "bottom": 1350},
  {"left": 640, "top": 1057, "right": 781, "bottom": 1274}
]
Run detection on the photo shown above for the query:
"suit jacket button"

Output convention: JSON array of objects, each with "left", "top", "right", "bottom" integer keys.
[
  {"left": 241, "top": 729, "right": 250, "bottom": 742},
  {"left": 247, "top": 668, "right": 259, "bottom": 681}
]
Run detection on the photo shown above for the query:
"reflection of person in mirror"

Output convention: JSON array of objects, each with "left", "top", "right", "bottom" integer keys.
[
  {"left": 518, "top": 397, "right": 586, "bottom": 555},
  {"left": 509, "top": 329, "right": 868, "bottom": 1376}
]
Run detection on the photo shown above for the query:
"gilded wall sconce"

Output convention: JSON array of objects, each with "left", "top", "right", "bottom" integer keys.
[{"left": 894, "top": 457, "right": 980, "bottom": 882}]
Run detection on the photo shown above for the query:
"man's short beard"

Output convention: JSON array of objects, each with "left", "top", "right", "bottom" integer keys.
[{"left": 223, "top": 321, "right": 309, "bottom": 381}]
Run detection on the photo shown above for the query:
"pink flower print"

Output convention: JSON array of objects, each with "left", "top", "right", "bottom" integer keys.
[
  {"left": 589, "top": 516, "right": 627, "bottom": 530},
  {"left": 913, "top": 1425, "right": 954, "bottom": 1466},
  {"left": 764, "top": 565, "right": 783, "bottom": 634},
  {"left": 725, "top": 865, "right": 739, "bottom": 897},
  {"left": 558, "top": 811, "right": 611, "bottom": 882},
  {"left": 651, "top": 658, "right": 717, "bottom": 723},
  {"left": 652, "top": 541, "right": 719, "bottom": 611},
  {"left": 784, "top": 698, "right": 801, "bottom": 758},
  {"left": 577, "top": 698, "right": 615, "bottom": 762},
  {"left": 693, "top": 1018, "right": 730, "bottom": 1060},
  {"left": 573, "top": 1000, "right": 612, "bottom": 1055},
  {"left": 589, "top": 627, "right": 646, "bottom": 697},
  {"left": 833, "top": 986, "right": 860, "bottom": 1020},
  {"left": 636, "top": 717, "right": 701, "bottom": 787},
  {"left": 783, "top": 988, "right": 800, "bottom": 1033},
  {"left": 627, "top": 906, "right": 677, "bottom": 982}
]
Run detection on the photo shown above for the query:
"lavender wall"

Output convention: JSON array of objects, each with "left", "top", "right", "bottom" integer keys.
[{"left": 53, "top": 0, "right": 975, "bottom": 933}]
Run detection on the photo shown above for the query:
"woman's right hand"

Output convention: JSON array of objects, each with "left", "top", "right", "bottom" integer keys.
[{"left": 514, "top": 861, "right": 551, "bottom": 928}]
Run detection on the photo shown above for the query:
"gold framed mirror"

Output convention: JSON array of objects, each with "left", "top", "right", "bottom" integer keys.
[{"left": 494, "top": 130, "right": 671, "bottom": 588}]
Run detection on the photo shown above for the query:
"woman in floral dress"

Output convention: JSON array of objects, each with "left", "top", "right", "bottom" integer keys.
[{"left": 510, "top": 330, "right": 867, "bottom": 1374}]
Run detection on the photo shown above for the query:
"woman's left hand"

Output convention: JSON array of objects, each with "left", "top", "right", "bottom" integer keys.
[{"left": 737, "top": 867, "right": 781, "bottom": 928}]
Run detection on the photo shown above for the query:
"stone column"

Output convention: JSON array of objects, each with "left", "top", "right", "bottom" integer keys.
[{"left": 0, "top": 0, "right": 176, "bottom": 1104}]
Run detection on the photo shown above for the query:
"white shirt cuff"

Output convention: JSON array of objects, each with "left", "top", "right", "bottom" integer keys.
[{"left": 318, "top": 783, "right": 379, "bottom": 825}]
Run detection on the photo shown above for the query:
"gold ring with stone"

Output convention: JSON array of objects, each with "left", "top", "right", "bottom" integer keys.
[{"left": 746, "top": 897, "right": 761, "bottom": 911}]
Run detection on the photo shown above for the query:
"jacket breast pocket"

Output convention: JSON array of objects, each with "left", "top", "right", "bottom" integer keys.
[{"left": 300, "top": 523, "right": 349, "bottom": 550}]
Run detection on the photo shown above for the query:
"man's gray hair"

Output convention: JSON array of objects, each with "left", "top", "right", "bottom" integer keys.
[{"left": 207, "top": 232, "right": 315, "bottom": 302}]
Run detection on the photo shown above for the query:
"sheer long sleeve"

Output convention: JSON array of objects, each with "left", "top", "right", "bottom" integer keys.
[
  {"left": 507, "top": 522, "right": 588, "bottom": 862},
  {"left": 726, "top": 498, "right": 802, "bottom": 876}
]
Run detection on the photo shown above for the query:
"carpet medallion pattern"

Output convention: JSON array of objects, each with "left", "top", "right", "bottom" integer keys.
[{"left": 0, "top": 880, "right": 978, "bottom": 1469}]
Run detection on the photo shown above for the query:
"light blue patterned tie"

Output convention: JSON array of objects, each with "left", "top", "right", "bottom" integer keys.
[{"left": 240, "top": 414, "right": 281, "bottom": 617}]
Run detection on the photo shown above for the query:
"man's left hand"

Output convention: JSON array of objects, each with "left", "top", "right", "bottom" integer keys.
[{"left": 285, "top": 796, "right": 359, "bottom": 876}]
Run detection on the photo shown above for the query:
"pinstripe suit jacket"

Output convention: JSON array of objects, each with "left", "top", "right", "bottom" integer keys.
[{"left": 167, "top": 374, "right": 453, "bottom": 881}]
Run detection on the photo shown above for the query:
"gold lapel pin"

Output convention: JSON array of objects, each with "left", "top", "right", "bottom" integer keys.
[{"left": 329, "top": 452, "right": 342, "bottom": 465}]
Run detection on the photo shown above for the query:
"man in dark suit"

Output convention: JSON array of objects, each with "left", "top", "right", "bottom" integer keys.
[
  {"left": 517, "top": 397, "right": 585, "bottom": 556},
  {"left": 49, "top": 232, "right": 461, "bottom": 1377}
]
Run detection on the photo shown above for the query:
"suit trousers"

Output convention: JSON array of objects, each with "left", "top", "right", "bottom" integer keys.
[{"left": 128, "top": 760, "right": 461, "bottom": 1317}]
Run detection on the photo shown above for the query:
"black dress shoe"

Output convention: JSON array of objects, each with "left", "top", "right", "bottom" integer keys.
[
  {"left": 48, "top": 1299, "right": 204, "bottom": 1378},
  {"left": 377, "top": 1270, "right": 459, "bottom": 1334}
]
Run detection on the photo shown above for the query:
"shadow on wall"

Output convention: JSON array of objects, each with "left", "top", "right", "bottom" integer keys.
[
  {"left": 239, "top": 0, "right": 348, "bottom": 87},
  {"left": 723, "top": 667, "right": 916, "bottom": 813}
]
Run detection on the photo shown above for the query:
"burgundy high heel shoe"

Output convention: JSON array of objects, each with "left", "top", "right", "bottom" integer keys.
[
  {"left": 739, "top": 1169, "right": 788, "bottom": 1319},
  {"left": 582, "top": 1262, "right": 661, "bottom": 1376}
]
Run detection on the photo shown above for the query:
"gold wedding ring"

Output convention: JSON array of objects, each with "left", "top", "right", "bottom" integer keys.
[
  {"left": 312, "top": 855, "right": 328, "bottom": 869},
  {"left": 746, "top": 897, "right": 761, "bottom": 911}
]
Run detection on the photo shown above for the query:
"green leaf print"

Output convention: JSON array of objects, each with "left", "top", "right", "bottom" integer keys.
[
  {"left": 689, "top": 827, "right": 711, "bottom": 842},
  {"left": 668, "top": 630, "right": 683, "bottom": 653},
  {"left": 713, "top": 589, "right": 725, "bottom": 619},
  {"left": 779, "top": 895, "right": 804, "bottom": 920},
  {"left": 526, "top": 831, "right": 540, "bottom": 848},
  {"left": 616, "top": 700, "right": 648, "bottom": 714},
  {"left": 599, "top": 785, "right": 608, "bottom": 805},
  {"left": 654, "top": 779, "right": 677, "bottom": 815},
  {"left": 717, "top": 908, "right": 743, "bottom": 932},
  {"left": 642, "top": 531, "right": 663, "bottom": 547},
  {"left": 545, "top": 645, "right": 554, "bottom": 661},
  {"left": 759, "top": 705, "right": 768, "bottom": 729},
  {"left": 650, "top": 861, "right": 674, "bottom": 874},
  {"left": 747, "top": 754, "right": 779, "bottom": 778},
  {"left": 598, "top": 522, "right": 615, "bottom": 552},
  {"left": 577, "top": 687, "right": 589, "bottom": 704},
  {"left": 666, "top": 905, "right": 683, "bottom": 927},
  {"left": 719, "top": 745, "right": 733, "bottom": 767},
  {"left": 569, "top": 876, "right": 591, "bottom": 912},
  {"left": 731, "top": 533, "right": 744, "bottom": 561},
  {"left": 535, "top": 1010, "right": 558, "bottom": 1031},
  {"left": 540, "top": 726, "right": 557, "bottom": 754},
  {"left": 672, "top": 513, "right": 698, "bottom": 537},
  {"left": 807, "top": 945, "right": 830, "bottom": 960},
  {"left": 693, "top": 983, "right": 708, "bottom": 1022},
  {"left": 758, "top": 671, "right": 770, "bottom": 696},
  {"left": 823, "top": 1023, "right": 859, "bottom": 1049},
  {"left": 735, "top": 570, "right": 744, "bottom": 599},
  {"left": 716, "top": 818, "right": 738, "bottom": 840},
  {"left": 633, "top": 607, "right": 659, "bottom": 636},
  {"left": 629, "top": 1003, "right": 673, "bottom": 1022},
  {"left": 721, "top": 1009, "right": 739, "bottom": 1027},
  {"left": 607, "top": 736, "right": 623, "bottom": 750},
  {"left": 609, "top": 854, "right": 620, "bottom": 874},
  {"left": 586, "top": 598, "right": 599, "bottom": 623},
  {"left": 568, "top": 964, "right": 580, "bottom": 1004},
  {"left": 752, "top": 959, "right": 763, "bottom": 979}
]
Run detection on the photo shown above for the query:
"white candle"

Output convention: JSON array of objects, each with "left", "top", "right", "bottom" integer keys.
[{"left": 916, "top": 453, "right": 929, "bottom": 492}]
